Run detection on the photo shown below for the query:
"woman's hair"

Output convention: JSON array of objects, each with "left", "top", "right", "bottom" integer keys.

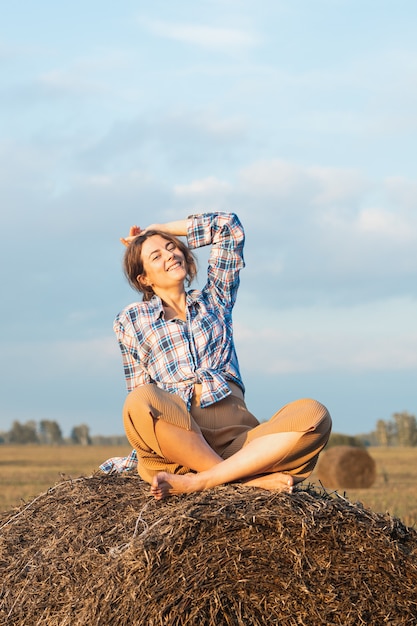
[{"left": 123, "top": 230, "right": 198, "bottom": 301}]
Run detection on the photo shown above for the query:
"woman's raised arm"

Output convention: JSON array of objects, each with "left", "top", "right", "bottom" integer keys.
[{"left": 120, "top": 219, "right": 189, "bottom": 247}]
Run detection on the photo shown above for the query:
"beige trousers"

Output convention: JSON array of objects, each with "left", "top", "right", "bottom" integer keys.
[{"left": 123, "top": 382, "right": 332, "bottom": 484}]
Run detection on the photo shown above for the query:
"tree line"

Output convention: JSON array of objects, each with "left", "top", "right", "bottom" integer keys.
[
  {"left": 329, "top": 411, "right": 417, "bottom": 448},
  {"left": 0, "top": 420, "right": 128, "bottom": 446},
  {"left": 374, "top": 411, "right": 417, "bottom": 447},
  {"left": 1, "top": 412, "right": 416, "bottom": 447}
]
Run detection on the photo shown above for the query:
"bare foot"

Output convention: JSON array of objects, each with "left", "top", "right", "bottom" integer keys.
[
  {"left": 150, "top": 472, "right": 205, "bottom": 500},
  {"left": 150, "top": 470, "right": 299, "bottom": 500},
  {"left": 241, "top": 472, "right": 298, "bottom": 493}
]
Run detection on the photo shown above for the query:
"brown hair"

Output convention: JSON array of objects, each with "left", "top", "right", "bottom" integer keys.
[{"left": 123, "top": 230, "right": 198, "bottom": 301}]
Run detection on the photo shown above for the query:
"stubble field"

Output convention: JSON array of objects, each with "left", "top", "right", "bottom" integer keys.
[{"left": 1, "top": 445, "right": 416, "bottom": 527}]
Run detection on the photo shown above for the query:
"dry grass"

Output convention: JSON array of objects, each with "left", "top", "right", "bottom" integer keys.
[
  {"left": 1, "top": 445, "right": 417, "bottom": 527},
  {"left": 0, "top": 445, "right": 130, "bottom": 513},
  {"left": 1, "top": 446, "right": 417, "bottom": 624},
  {"left": 1, "top": 475, "right": 416, "bottom": 625}
]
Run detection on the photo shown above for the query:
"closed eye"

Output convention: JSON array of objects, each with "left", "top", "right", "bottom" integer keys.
[{"left": 149, "top": 240, "right": 176, "bottom": 261}]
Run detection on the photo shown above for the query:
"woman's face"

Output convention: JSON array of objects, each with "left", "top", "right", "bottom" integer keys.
[{"left": 139, "top": 234, "right": 187, "bottom": 292}]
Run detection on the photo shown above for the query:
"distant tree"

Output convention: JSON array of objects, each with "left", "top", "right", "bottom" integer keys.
[
  {"left": 9, "top": 420, "right": 39, "bottom": 444},
  {"left": 39, "top": 420, "right": 63, "bottom": 445},
  {"left": 374, "top": 411, "right": 417, "bottom": 446},
  {"left": 375, "top": 419, "right": 390, "bottom": 446},
  {"left": 326, "top": 433, "right": 364, "bottom": 448},
  {"left": 71, "top": 424, "right": 92, "bottom": 446},
  {"left": 393, "top": 411, "right": 417, "bottom": 446}
]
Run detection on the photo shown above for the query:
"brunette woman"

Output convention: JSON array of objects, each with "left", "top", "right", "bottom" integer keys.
[{"left": 114, "top": 213, "right": 331, "bottom": 500}]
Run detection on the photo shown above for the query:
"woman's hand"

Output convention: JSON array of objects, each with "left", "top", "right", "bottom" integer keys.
[
  {"left": 120, "top": 219, "right": 189, "bottom": 246},
  {"left": 120, "top": 225, "right": 143, "bottom": 247},
  {"left": 120, "top": 224, "right": 164, "bottom": 247}
]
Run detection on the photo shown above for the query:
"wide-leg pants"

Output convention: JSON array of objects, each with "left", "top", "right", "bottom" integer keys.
[{"left": 123, "top": 382, "right": 332, "bottom": 484}]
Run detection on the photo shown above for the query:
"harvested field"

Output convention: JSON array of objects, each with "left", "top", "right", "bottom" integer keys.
[{"left": 1, "top": 474, "right": 416, "bottom": 625}]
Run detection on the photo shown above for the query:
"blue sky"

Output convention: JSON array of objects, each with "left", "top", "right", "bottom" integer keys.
[{"left": 1, "top": 0, "right": 416, "bottom": 438}]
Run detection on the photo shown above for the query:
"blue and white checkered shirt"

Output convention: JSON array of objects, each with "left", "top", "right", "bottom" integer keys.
[
  {"left": 113, "top": 212, "right": 246, "bottom": 410},
  {"left": 99, "top": 449, "right": 138, "bottom": 474}
]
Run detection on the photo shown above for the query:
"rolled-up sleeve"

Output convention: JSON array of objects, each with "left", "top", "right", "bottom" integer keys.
[{"left": 187, "top": 212, "right": 245, "bottom": 309}]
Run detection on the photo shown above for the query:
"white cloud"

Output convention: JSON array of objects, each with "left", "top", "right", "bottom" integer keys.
[
  {"left": 238, "top": 159, "right": 312, "bottom": 197},
  {"left": 237, "top": 160, "right": 369, "bottom": 207},
  {"left": 385, "top": 176, "right": 417, "bottom": 210},
  {"left": 37, "top": 69, "right": 105, "bottom": 97},
  {"left": 85, "top": 174, "right": 113, "bottom": 187},
  {"left": 234, "top": 297, "right": 417, "bottom": 375},
  {"left": 139, "top": 18, "right": 259, "bottom": 53},
  {"left": 356, "top": 207, "right": 416, "bottom": 242},
  {"left": 237, "top": 159, "right": 417, "bottom": 244},
  {"left": 36, "top": 49, "right": 130, "bottom": 95},
  {"left": 174, "top": 176, "right": 232, "bottom": 196},
  {"left": 222, "top": 159, "right": 417, "bottom": 308},
  {"left": 2, "top": 137, "right": 415, "bottom": 311},
  {"left": 309, "top": 166, "right": 369, "bottom": 207},
  {"left": 160, "top": 110, "right": 247, "bottom": 142},
  {"left": 1, "top": 336, "right": 120, "bottom": 378},
  {"left": 173, "top": 176, "right": 234, "bottom": 214}
]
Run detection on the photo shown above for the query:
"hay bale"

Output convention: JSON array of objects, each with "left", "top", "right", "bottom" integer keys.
[
  {"left": 316, "top": 445, "right": 376, "bottom": 489},
  {"left": 1, "top": 474, "right": 416, "bottom": 625}
]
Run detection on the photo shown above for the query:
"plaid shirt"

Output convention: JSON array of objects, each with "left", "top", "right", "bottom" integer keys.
[
  {"left": 113, "top": 212, "right": 246, "bottom": 410},
  {"left": 99, "top": 449, "right": 138, "bottom": 474}
]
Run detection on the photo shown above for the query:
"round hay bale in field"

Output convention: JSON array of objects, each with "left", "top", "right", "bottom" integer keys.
[
  {"left": 316, "top": 445, "right": 376, "bottom": 489},
  {"left": 1, "top": 474, "right": 416, "bottom": 626}
]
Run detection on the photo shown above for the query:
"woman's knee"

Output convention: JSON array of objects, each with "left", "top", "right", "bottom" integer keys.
[
  {"left": 306, "top": 399, "right": 332, "bottom": 457},
  {"left": 304, "top": 398, "right": 332, "bottom": 434},
  {"left": 123, "top": 384, "right": 161, "bottom": 418},
  {"left": 318, "top": 402, "right": 332, "bottom": 437}
]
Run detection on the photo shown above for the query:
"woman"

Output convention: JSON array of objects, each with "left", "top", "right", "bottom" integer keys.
[{"left": 114, "top": 212, "right": 331, "bottom": 500}]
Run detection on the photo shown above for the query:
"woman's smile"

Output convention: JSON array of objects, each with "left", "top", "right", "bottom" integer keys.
[{"left": 167, "top": 260, "right": 183, "bottom": 271}]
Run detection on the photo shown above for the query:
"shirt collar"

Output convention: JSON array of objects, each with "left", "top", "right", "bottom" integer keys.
[
  {"left": 146, "top": 291, "right": 203, "bottom": 321},
  {"left": 146, "top": 295, "right": 165, "bottom": 321}
]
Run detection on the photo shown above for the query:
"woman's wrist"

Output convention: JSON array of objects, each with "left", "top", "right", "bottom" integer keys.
[{"left": 147, "top": 219, "right": 189, "bottom": 237}]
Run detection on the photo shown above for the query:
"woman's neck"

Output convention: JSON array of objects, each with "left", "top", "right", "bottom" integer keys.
[{"left": 155, "top": 288, "right": 187, "bottom": 321}]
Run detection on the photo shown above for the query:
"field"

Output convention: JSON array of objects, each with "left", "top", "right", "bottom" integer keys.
[
  {"left": 0, "top": 445, "right": 129, "bottom": 515},
  {"left": 311, "top": 446, "right": 417, "bottom": 528},
  {"left": 1, "top": 445, "right": 417, "bottom": 527}
]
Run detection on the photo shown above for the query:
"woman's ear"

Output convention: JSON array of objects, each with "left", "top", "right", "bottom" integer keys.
[{"left": 138, "top": 274, "right": 149, "bottom": 287}]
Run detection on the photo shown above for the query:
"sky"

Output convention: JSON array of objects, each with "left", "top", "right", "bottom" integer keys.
[{"left": 0, "top": 0, "right": 416, "bottom": 439}]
